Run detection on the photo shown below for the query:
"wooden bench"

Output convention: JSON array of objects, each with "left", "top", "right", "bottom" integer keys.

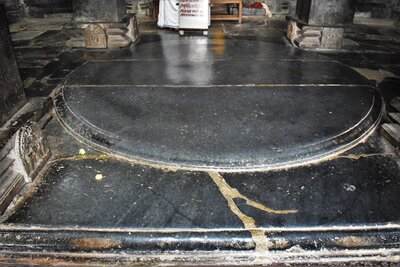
[{"left": 211, "top": 0, "right": 242, "bottom": 24}]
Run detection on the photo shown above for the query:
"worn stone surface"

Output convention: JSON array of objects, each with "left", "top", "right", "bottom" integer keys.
[
  {"left": 1, "top": 14, "right": 400, "bottom": 266},
  {"left": 9, "top": 158, "right": 244, "bottom": 228},
  {"left": 65, "top": 60, "right": 367, "bottom": 86},
  {"left": 5, "top": 120, "right": 400, "bottom": 257},
  {"left": 55, "top": 36, "right": 382, "bottom": 172},
  {"left": 8, "top": 147, "right": 400, "bottom": 227},
  {"left": 57, "top": 84, "right": 381, "bottom": 171},
  {"left": 0, "top": 5, "right": 26, "bottom": 126}
]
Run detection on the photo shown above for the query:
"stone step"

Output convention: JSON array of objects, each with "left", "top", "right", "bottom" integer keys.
[
  {"left": 0, "top": 169, "right": 26, "bottom": 215},
  {"left": 381, "top": 123, "right": 400, "bottom": 148},
  {"left": 108, "top": 34, "right": 131, "bottom": 48},
  {"left": 0, "top": 156, "right": 14, "bottom": 178},
  {"left": 66, "top": 37, "right": 85, "bottom": 48},
  {"left": 391, "top": 97, "right": 400, "bottom": 112},
  {"left": 294, "top": 35, "right": 321, "bottom": 49},
  {"left": 106, "top": 28, "right": 129, "bottom": 35},
  {"left": 301, "top": 26, "right": 322, "bottom": 31},
  {"left": 389, "top": 113, "right": 400, "bottom": 124},
  {"left": 299, "top": 29, "right": 322, "bottom": 37}
]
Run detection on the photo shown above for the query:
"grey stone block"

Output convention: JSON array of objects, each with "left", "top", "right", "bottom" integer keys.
[{"left": 321, "top": 27, "right": 344, "bottom": 49}]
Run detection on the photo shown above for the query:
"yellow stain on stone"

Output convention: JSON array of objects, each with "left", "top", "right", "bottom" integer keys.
[
  {"left": 49, "top": 154, "right": 111, "bottom": 163},
  {"left": 208, "top": 172, "right": 297, "bottom": 252},
  {"left": 332, "top": 236, "right": 379, "bottom": 248},
  {"left": 352, "top": 67, "right": 397, "bottom": 82},
  {"left": 336, "top": 153, "right": 394, "bottom": 160},
  {"left": 212, "top": 27, "right": 226, "bottom": 58}
]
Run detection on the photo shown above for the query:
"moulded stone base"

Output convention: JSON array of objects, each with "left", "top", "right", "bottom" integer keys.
[{"left": 66, "top": 13, "right": 139, "bottom": 49}]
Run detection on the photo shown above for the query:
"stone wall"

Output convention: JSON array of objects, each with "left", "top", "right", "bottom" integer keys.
[
  {"left": 265, "top": 0, "right": 297, "bottom": 15},
  {"left": 0, "top": 0, "right": 73, "bottom": 22},
  {"left": 24, "top": 0, "right": 73, "bottom": 18},
  {"left": 72, "top": 0, "right": 126, "bottom": 22},
  {"left": 355, "top": 0, "right": 399, "bottom": 18},
  {"left": 393, "top": 0, "right": 400, "bottom": 25},
  {"left": 0, "top": 0, "right": 23, "bottom": 23}
]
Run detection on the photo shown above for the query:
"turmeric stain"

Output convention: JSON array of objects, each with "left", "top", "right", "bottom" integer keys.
[
  {"left": 208, "top": 172, "right": 297, "bottom": 251},
  {"left": 352, "top": 67, "right": 397, "bottom": 82},
  {"left": 70, "top": 238, "right": 121, "bottom": 250},
  {"left": 332, "top": 236, "right": 379, "bottom": 248},
  {"left": 336, "top": 153, "right": 394, "bottom": 160},
  {"left": 49, "top": 154, "right": 111, "bottom": 163},
  {"left": 212, "top": 27, "right": 226, "bottom": 58}
]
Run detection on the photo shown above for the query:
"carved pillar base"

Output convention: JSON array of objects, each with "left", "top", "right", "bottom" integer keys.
[
  {"left": 286, "top": 0, "right": 354, "bottom": 50},
  {"left": 67, "top": 13, "right": 139, "bottom": 49},
  {"left": 67, "top": 0, "right": 139, "bottom": 49},
  {"left": 286, "top": 16, "right": 344, "bottom": 50},
  {"left": 0, "top": 122, "right": 50, "bottom": 215}
]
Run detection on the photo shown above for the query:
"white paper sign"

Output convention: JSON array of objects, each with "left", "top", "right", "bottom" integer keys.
[{"left": 179, "top": 0, "right": 209, "bottom": 29}]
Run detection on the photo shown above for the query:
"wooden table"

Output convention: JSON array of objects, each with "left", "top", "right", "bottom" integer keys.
[{"left": 211, "top": 0, "right": 242, "bottom": 24}]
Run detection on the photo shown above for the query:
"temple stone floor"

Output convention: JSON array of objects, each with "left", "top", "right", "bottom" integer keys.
[
  {"left": 2, "top": 19, "right": 400, "bottom": 265},
  {"left": 55, "top": 35, "right": 383, "bottom": 172}
]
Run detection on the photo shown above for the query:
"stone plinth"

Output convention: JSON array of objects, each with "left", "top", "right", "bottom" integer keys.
[
  {"left": 287, "top": 0, "right": 354, "bottom": 49},
  {"left": 0, "top": 5, "right": 26, "bottom": 126},
  {"left": 68, "top": 0, "right": 139, "bottom": 49}
]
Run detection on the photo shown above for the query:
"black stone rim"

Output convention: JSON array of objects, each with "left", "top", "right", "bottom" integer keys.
[{"left": 54, "top": 86, "right": 384, "bottom": 172}]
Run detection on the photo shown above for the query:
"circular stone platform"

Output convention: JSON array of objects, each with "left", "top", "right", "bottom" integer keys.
[{"left": 55, "top": 36, "right": 383, "bottom": 172}]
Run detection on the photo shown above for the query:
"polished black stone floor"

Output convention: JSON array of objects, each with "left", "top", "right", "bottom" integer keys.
[
  {"left": 2, "top": 21, "right": 400, "bottom": 264},
  {"left": 9, "top": 133, "right": 400, "bottom": 228},
  {"left": 6, "top": 119, "right": 400, "bottom": 254},
  {"left": 56, "top": 35, "right": 383, "bottom": 171}
]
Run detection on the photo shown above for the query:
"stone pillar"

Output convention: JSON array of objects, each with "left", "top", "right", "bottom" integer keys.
[
  {"left": 0, "top": 5, "right": 50, "bottom": 216},
  {"left": 287, "top": 0, "right": 355, "bottom": 49},
  {"left": 0, "top": 5, "right": 26, "bottom": 127},
  {"left": 394, "top": 0, "right": 400, "bottom": 27},
  {"left": 0, "top": 0, "right": 24, "bottom": 23},
  {"left": 68, "top": 0, "right": 139, "bottom": 49}
]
